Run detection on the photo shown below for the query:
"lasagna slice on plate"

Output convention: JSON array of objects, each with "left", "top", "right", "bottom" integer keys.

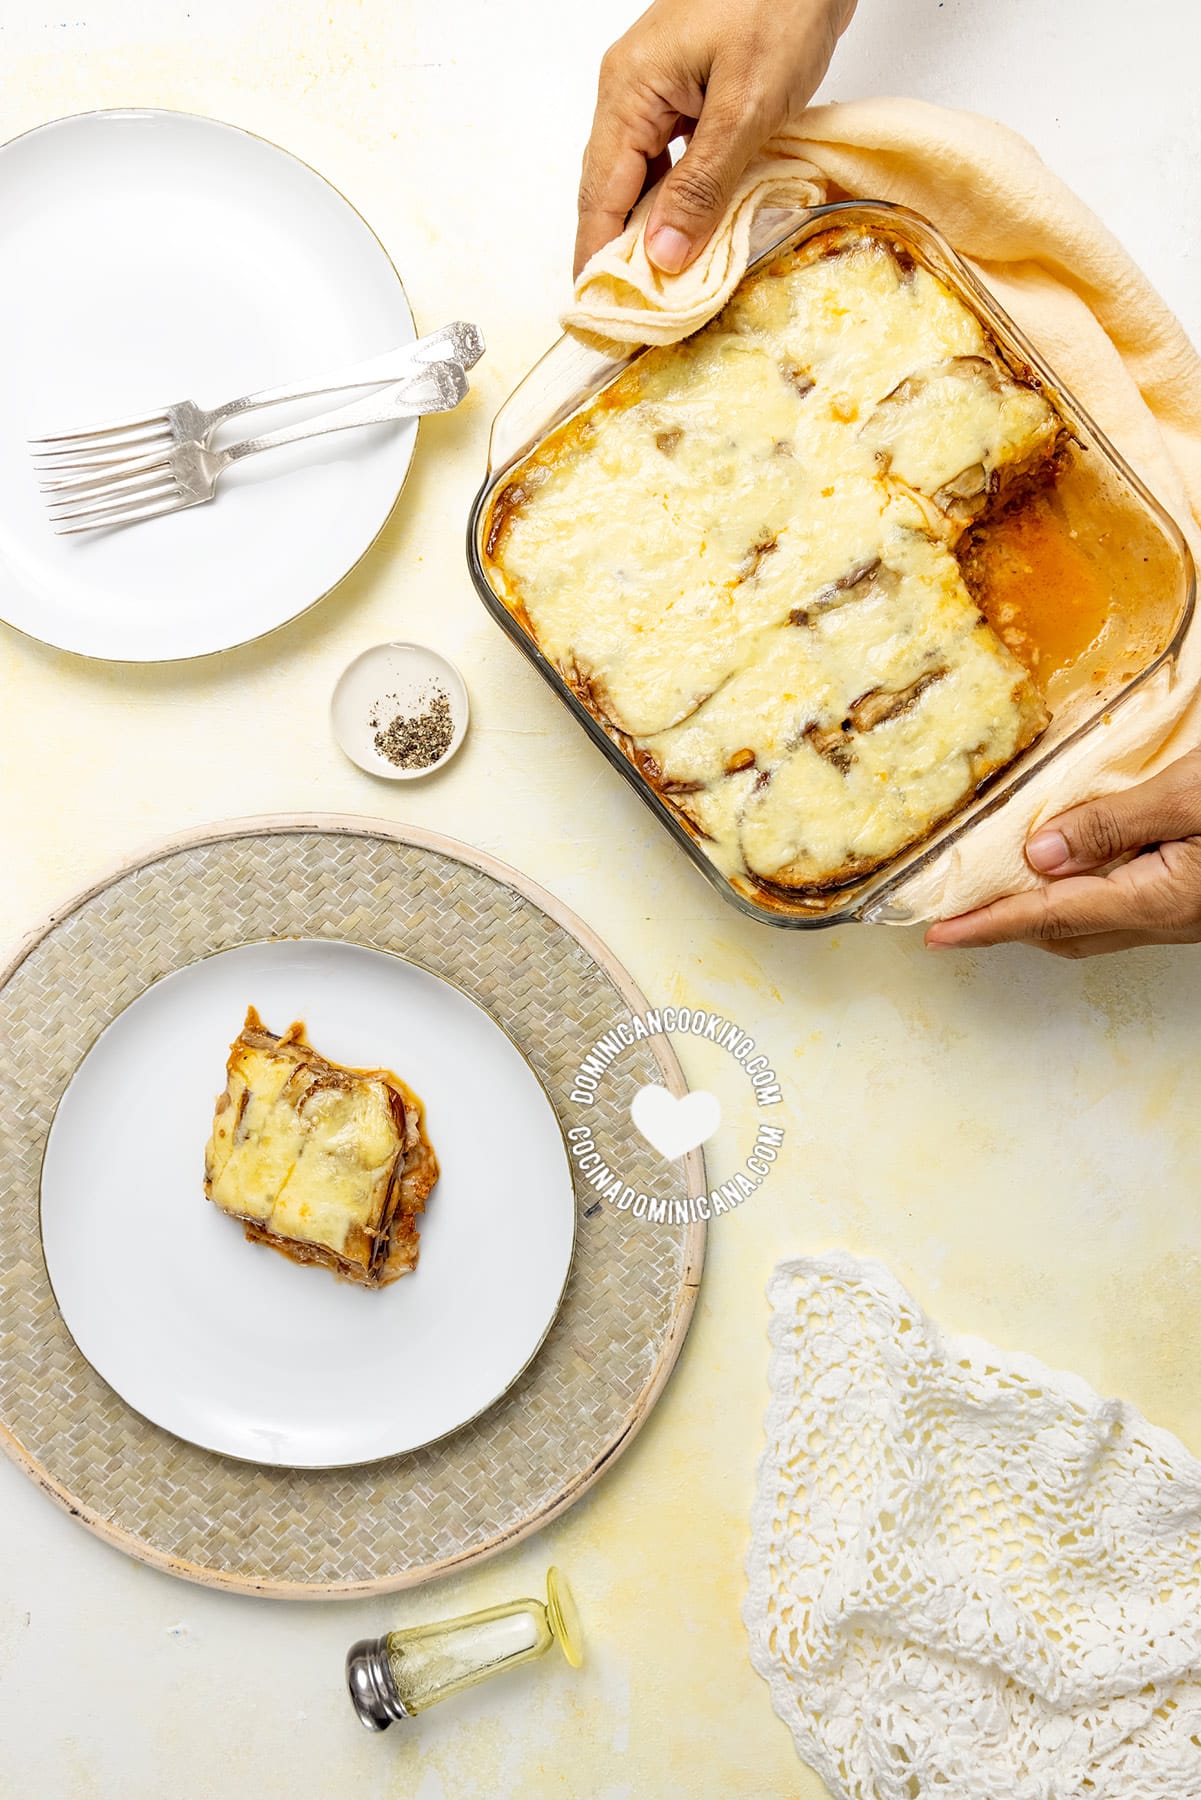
[{"left": 204, "top": 1007, "right": 439, "bottom": 1288}]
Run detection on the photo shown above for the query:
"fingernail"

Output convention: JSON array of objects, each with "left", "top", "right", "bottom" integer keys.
[
  {"left": 647, "top": 226, "right": 692, "bottom": 274},
  {"left": 1027, "top": 829, "right": 1069, "bottom": 872}
]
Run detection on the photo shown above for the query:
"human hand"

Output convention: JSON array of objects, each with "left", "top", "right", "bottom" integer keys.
[
  {"left": 575, "top": 0, "right": 858, "bottom": 278},
  {"left": 925, "top": 750, "right": 1201, "bottom": 958}
]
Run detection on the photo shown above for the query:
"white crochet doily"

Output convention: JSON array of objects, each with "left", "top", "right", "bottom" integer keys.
[{"left": 744, "top": 1254, "right": 1201, "bottom": 1800}]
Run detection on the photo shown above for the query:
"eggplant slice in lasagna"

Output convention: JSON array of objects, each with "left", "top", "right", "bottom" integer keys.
[
  {"left": 204, "top": 1007, "right": 439, "bottom": 1287},
  {"left": 484, "top": 224, "right": 1067, "bottom": 898}
]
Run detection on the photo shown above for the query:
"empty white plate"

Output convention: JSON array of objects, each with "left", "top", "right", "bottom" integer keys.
[
  {"left": 0, "top": 109, "right": 417, "bottom": 660},
  {"left": 40, "top": 939, "right": 576, "bottom": 1467}
]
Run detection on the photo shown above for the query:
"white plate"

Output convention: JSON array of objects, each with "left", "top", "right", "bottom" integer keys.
[
  {"left": 331, "top": 641, "right": 471, "bottom": 779},
  {"left": 40, "top": 939, "right": 576, "bottom": 1467},
  {"left": 0, "top": 110, "right": 416, "bottom": 661}
]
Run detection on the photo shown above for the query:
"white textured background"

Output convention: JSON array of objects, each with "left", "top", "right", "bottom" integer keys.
[{"left": 0, "top": 3, "right": 1198, "bottom": 1796}]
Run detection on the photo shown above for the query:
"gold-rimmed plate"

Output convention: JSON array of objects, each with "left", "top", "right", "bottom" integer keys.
[
  {"left": 40, "top": 937, "right": 577, "bottom": 1468},
  {"left": 0, "top": 109, "right": 416, "bottom": 660}
]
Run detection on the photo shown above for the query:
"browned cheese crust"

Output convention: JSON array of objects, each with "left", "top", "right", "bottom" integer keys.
[{"left": 483, "top": 225, "right": 1069, "bottom": 901}]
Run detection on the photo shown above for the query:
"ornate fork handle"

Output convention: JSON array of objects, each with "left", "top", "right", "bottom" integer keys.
[
  {"left": 218, "top": 361, "right": 468, "bottom": 466},
  {"left": 177, "top": 322, "right": 483, "bottom": 442}
]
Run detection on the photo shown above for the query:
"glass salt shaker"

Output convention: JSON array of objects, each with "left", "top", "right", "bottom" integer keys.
[{"left": 346, "top": 1566, "right": 583, "bottom": 1729}]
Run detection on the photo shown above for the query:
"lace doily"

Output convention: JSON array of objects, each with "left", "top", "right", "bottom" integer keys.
[{"left": 744, "top": 1254, "right": 1201, "bottom": 1799}]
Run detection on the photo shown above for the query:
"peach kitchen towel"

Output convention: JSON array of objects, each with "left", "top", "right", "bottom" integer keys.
[{"left": 564, "top": 97, "right": 1201, "bottom": 923}]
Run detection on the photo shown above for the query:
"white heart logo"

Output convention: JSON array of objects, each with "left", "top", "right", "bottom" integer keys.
[{"left": 630, "top": 1084, "right": 721, "bottom": 1160}]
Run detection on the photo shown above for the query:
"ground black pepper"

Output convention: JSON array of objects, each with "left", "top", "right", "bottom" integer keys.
[{"left": 369, "top": 684, "right": 455, "bottom": 770}]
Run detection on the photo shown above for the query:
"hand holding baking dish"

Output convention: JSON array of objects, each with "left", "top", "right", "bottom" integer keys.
[{"left": 551, "top": 98, "right": 1201, "bottom": 924}]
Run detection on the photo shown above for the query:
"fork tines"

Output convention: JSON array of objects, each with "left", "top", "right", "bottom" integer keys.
[
  {"left": 45, "top": 472, "right": 187, "bottom": 534},
  {"left": 34, "top": 440, "right": 188, "bottom": 535},
  {"left": 30, "top": 413, "right": 175, "bottom": 476}
]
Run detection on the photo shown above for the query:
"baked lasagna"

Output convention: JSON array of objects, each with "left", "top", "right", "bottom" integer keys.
[
  {"left": 204, "top": 1008, "right": 439, "bottom": 1287},
  {"left": 484, "top": 225, "right": 1068, "bottom": 899}
]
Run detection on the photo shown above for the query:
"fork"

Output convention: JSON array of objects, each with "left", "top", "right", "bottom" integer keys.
[
  {"left": 40, "top": 358, "right": 468, "bottom": 536},
  {"left": 29, "top": 320, "right": 484, "bottom": 478}
]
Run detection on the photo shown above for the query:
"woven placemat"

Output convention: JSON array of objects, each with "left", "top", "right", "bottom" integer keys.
[{"left": 0, "top": 816, "right": 704, "bottom": 1596}]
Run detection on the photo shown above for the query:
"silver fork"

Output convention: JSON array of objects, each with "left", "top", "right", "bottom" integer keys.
[
  {"left": 40, "top": 359, "right": 468, "bottom": 536},
  {"left": 29, "top": 321, "right": 484, "bottom": 478}
]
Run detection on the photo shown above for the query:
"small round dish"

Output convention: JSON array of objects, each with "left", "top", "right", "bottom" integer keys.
[{"left": 332, "top": 642, "right": 470, "bottom": 780}]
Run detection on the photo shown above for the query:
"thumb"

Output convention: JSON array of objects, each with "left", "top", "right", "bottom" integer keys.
[
  {"left": 1026, "top": 752, "right": 1201, "bottom": 875},
  {"left": 645, "top": 80, "right": 763, "bottom": 274}
]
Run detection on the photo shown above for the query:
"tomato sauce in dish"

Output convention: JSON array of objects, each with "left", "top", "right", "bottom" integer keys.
[{"left": 964, "top": 501, "right": 1113, "bottom": 687}]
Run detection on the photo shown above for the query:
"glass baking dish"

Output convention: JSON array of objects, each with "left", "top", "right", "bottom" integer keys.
[{"left": 466, "top": 201, "right": 1196, "bottom": 928}]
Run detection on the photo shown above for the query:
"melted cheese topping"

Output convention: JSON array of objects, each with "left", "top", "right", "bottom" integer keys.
[
  {"left": 488, "top": 229, "right": 1062, "bottom": 893},
  {"left": 206, "top": 1040, "right": 404, "bottom": 1258}
]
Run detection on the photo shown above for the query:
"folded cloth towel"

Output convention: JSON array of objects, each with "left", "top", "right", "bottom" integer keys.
[
  {"left": 744, "top": 1252, "right": 1201, "bottom": 1799},
  {"left": 565, "top": 100, "right": 1201, "bottom": 923}
]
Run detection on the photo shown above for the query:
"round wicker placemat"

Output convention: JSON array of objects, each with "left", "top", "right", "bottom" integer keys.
[{"left": 0, "top": 817, "right": 704, "bottom": 1597}]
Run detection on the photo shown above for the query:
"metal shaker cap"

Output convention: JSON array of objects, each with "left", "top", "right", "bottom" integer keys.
[{"left": 345, "top": 1637, "right": 410, "bottom": 1731}]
